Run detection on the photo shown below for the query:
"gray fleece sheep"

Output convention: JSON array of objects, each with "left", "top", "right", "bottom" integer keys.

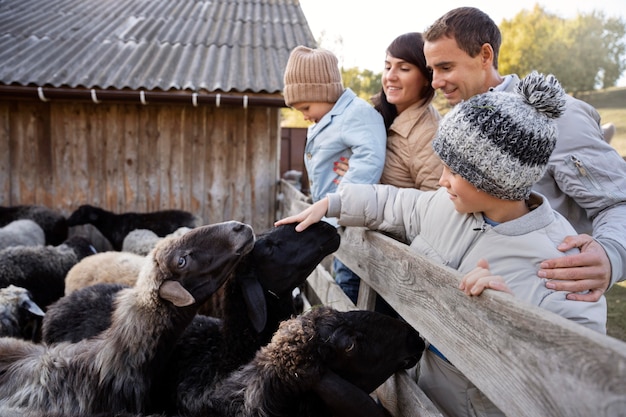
[
  {"left": 0, "top": 219, "right": 46, "bottom": 250},
  {"left": 0, "top": 285, "right": 45, "bottom": 342},
  {"left": 0, "top": 204, "right": 68, "bottom": 246},
  {"left": 64, "top": 251, "right": 147, "bottom": 295},
  {"left": 0, "top": 236, "right": 97, "bottom": 310},
  {"left": 200, "top": 305, "right": 424, "bottom": 417},
  {"left": 122, "top": 227, "right": 193, "bottom": 256},
  {"left": 0, "top": 220, "right": 255, "bottom": 416},
  {"left": 67, "top": 204, "right": 203, "bottom": 250}
]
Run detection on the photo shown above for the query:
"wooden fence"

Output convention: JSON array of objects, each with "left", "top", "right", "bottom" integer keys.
[{"left": 277, "top": 179, "right": 626, "bottom": 417}]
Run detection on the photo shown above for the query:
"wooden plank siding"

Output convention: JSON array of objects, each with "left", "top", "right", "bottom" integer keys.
[
  {"left": 0, "top": 99, "right": 280, "bottom": 232},
  {"left": 277, "top": 179, "right": 626, "bottom": 417}
]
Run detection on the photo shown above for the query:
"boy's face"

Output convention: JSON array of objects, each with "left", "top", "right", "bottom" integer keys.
[
  {"left": 438, "top": 164, "right": 487, "bottom": 214},
  {"left": 291, "top": 102, "right": 334, "bottom": 124},
  {"left": 424, "top": 36, "right": 490, "bottom": 106}
]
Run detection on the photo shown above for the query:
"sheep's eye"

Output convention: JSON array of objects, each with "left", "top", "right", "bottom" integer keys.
[{"left": 177, "top": 255, "right": 187, "bottom": 268}]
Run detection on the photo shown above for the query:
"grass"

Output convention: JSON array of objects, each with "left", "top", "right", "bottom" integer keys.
[
  {"left": 607, "top": 282, "right": 626, "bottom": 341},
  {"left": 577, "top": 86, "right": 626, "bottom": 342}
]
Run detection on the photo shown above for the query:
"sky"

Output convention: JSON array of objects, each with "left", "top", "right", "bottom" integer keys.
[{"left": 298, "top": 0, "right": 626, "bottom": 86}]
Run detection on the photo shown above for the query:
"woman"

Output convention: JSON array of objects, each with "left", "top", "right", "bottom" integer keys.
[{"left": 335, "top": 32, "right": 442, "bottom": 190}]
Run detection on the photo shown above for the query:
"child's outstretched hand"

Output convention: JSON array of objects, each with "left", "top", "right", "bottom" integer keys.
[
  {"left": 460, "top": 258, "right": 513, "bottom": 296},
  {"left": 275, "top": 197, "right": 330, "bottom": 232}
]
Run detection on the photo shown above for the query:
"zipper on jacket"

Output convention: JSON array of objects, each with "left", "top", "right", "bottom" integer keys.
[
  {"left": 472, "top": 223, "right": 487, "bottom": 232},
  {"left": 569, "top": 155, "right": 602, "bottom": 191}
]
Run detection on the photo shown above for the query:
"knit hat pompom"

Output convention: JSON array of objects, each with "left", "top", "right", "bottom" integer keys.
[
  {"left": 432, "top": 71, "right": 566, "bottom": 201},
  {"left": 283, "top": 46, "right": 344, "bottom": 107},
  {"left": 517, "top": 71, "right": 566, "bottom": 119}
]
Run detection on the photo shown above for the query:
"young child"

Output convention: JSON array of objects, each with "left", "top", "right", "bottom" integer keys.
[
  {"left": 276, "top": 71, "right": 606, "bottom": 417},
  {"left": 283, "top": 46, "right": 387, "bottom": 303}
]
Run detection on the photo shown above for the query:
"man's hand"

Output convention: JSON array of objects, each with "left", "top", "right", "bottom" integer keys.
[{"left": 538, "top": 234, "right": 611, "bottom": 302}]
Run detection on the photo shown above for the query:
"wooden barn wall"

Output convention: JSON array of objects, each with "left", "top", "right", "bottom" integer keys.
[{"left": 0, "top": 99, "right": 280, "bottom": 232}]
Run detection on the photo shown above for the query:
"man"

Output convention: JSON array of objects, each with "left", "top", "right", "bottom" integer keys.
[{"left": 423, "top": 6, "right": 626, "bottom": 301}]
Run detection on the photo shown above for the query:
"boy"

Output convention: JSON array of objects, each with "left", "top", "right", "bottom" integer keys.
[{"left": 283, "top": 46, "right": 387, "bottom": 303}]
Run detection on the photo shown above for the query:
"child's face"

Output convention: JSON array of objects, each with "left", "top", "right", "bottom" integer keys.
[
  {"left": 438, "top": 165, "right": 487, "bottom": 214},
  {"left": 291, "top": 102, "right": 334, "bottom": 124}
]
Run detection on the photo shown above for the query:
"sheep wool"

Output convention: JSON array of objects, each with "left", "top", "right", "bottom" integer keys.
[
  {"left": 0, "top": 221, "right": 254, "bottom": 416},
  {"left": 432, "top": 71, "right": 566, "bottom": 201},
  {"left": 0, "top": 219, "right": 45, "bottom": 250}
]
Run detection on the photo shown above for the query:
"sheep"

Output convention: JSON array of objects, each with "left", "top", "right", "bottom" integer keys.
[
  {"left": 0, "top": 235, "right": 97, "bottom": 310},
  {"left": 66, "top": 204, "right": 203, "bottom": 250},
  {"left": 0, "top": 285, "right": 45, "bottom": 342},
  {"left": 41, "top": 222, "right": 342, "bottom": 414},
  {"left": 44, "top": 283, "right": 129, "bottom": 343},
  {"left": 0, "top": 204, "right": 68, "bottom": 246},
  {"left": 69, "top": 223, "right": 115, "bottom": 252},
  {"left": 122, "top": 227, "right": 193, "bottom": 256},
  {"left": 0, "top": 220, "right": 255, "bottom": 416},
  {"left": 196, "top": 305, "right": 425, "bottom": 417},
  {"left": 64, "top": 251, "right": 147, "bottom": 295},
  {"left": 0, "top": 219, "right": 46, "bottom": 250}
]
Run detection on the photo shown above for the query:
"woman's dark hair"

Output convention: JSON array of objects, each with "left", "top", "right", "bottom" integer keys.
[{"left": 373, "top": 32, "right": 435, "bottom": 130}]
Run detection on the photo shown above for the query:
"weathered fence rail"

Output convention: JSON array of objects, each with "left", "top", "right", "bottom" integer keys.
[{"left": 277, "top": 179, "right": 626, "bottom": 417}]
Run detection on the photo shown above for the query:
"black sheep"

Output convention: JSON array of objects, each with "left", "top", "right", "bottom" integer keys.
[
  {"left": 201, "top": 305, "right": 425, "bottom": 417},
  {"left": 0, "top": 221, "right": 255, "bottom": 415},
  {"left": 66, "top": 204, "right": 203, "bottom": 250},
  {"left": 42, "top": 222, "right": 342, "bottom": 414},
  {"left": 0, "top": 236, "right": 96, "bottom": 310}
]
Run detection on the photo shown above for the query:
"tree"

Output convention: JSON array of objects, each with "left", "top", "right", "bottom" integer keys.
[
  {"left": 499, "top": 5, "right": 625, "bottom": 94},
  {"left": 341, "top": 67, "right": 382, "bottom": 103}
]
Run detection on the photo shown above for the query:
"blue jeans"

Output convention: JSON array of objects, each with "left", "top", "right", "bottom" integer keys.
[{"left": 333, "top": 258, "right": 360, "bottom": 304}]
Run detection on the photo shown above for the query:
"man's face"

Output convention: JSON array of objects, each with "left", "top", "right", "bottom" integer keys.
[{"left": 424, "top": 36, "right": 489, "bottom": 106}]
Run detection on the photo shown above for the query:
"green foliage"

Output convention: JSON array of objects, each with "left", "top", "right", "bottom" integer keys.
[
  {"left": 499, "top": 4, "right": 626, "bottom": 94},
  {"left": 341, "top": 67, "right": 382, "bottom": 104}
]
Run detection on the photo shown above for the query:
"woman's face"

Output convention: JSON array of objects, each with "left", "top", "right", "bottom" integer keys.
[{"left": 382, "top": 54, "right": 429, "bottom": 114}]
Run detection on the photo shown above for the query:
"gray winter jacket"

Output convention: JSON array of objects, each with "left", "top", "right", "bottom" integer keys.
[
  {"left": 327, "top": 185, "right": 607, "bottom": 333},
  {"left": 497, "top": 75, "right": 626, "bottom": 287}
]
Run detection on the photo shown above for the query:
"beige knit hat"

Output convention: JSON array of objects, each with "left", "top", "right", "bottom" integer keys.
[{"left": 283, "top": 46, "right": 344, "bottom": 106}]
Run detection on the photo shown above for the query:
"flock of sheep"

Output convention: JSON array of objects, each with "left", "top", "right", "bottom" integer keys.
[{"left": 0, "top": 204, "right": 426, "bottom": 417}]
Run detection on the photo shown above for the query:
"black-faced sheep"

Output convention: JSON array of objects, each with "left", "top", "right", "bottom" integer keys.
[
  {"left": 0, "top": 204, "right": 68, "bottom": 246},
  {"left": 0, "top": 220, "right": 255, "bottom": 415},
  {"left": 64, "top": 251, "right": 146, "bottom": 295},
  {"left": 122, "top": 227, "right": 192, "bottom": 256},
  {"left": 0, "top": 285, "right": 45, "bottom": 342},
  {"left": 198, "top": 305, "right": 425, "bottom": 417},
  {"left": 0, "top": 236, "right": 97, "bottom": 310},
  {"left": 0, "top": 219, "right": 46, "bottom": 250},
  {"left": 41, "top": 222, "right": 342, "bottom": 414},
  {"left": 66, "top": 204, "right": 203, "bottom": 250}
]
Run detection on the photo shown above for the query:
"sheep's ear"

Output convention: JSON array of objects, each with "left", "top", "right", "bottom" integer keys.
[
  {"left": 313, "top": 370, "right": 392, "bottom": 417},
  {"left": 159, "top": 280, "right": 196, "bottom": 307},
  {"left": 240, "top": 275, "right": 267, "bottom": 333}
]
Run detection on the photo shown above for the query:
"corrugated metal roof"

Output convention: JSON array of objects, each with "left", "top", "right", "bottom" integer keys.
[{"left": 0, "top": 0, "right": 317, "bottom": 93}]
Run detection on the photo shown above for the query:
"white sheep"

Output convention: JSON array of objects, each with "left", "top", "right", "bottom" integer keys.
[
  {"left": 0, "top": 204, "right": 69, "bottom": 246},
  {"left": 0, "top": 219, "right": 45, "bottom": 250},
  {"left": 64, "top": 251, "right": 147, "bottom": 295},
  {"left": 122, "top": 226, "right": 192, "bottom": 256},
  {"left": 0, "top": 220, "right": 255, "bottom": 415}
]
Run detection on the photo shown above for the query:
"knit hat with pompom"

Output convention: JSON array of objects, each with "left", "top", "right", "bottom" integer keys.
[
  {"left": 283, "top": 46, "right": 344, "bottom": 107},
  {"left": 432, "top": 71, "right": 566, "bottom": 200}
]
